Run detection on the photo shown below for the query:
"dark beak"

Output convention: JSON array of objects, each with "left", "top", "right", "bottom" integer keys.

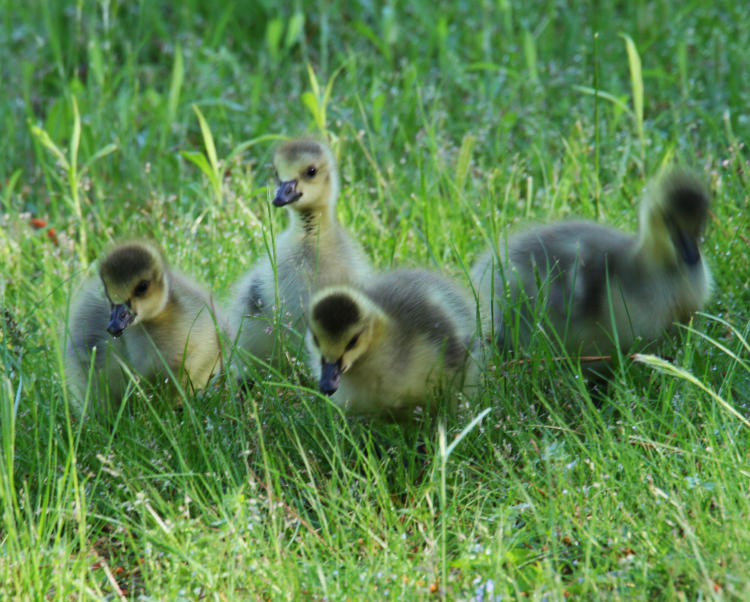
[
  {"left": 107, "top": 304, "right": 135, "bottom": 337},
  {"left": 273, "top": 179, "right": 302, "bottom": 207},
  {"left": 670, "top": 223, "right": 701, "bottom": 266},
  {"left": 319, "top": 360, "right": 342, "bottom": 396}
]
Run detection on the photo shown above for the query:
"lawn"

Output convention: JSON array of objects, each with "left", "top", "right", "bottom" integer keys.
[{"left": 1, "top": 0, "right": 749, "bottom": 598}]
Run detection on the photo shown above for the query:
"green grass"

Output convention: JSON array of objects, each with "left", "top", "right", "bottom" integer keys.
[{"left": 2, "top": 0, "right": 750, "bottom": 598}]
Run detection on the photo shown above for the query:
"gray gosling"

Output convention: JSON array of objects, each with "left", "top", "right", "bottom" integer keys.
[
  {"left": 471, "top": 170, "right": 712, "bottom": 358},
  {"left": 306, "top": 269, "right": 480, "bottom": 421},
  {"left": 232, "top": 138, "right": 371, "bottom": 369},
  {"left": 65, "top": 241, "right": 230, "bottom": 415}
]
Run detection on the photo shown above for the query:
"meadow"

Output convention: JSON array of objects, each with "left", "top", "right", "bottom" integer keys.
[{"left": 1, "top": 0, "right": 749, "bottom": 598}]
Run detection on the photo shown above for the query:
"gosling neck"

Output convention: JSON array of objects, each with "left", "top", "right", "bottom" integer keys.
[
  {"left": 633, "top": 215, "right": 679, "bottom": 270},
  {"left": 290, "top": 202, "right": 338, "bottom": 237}
]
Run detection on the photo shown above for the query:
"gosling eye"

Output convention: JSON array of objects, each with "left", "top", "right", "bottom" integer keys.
[
  {"left": 305, "top": 165, "right": 318, "bottom": 178},
  {"left": 345, "top": 332, "right": 360, "bottom": 351},
  {"left": 134, "top": 280, "right": 150, "bottom": 297}
]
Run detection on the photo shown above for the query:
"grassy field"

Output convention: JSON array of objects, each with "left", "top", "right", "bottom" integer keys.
[{"left": 2, "top": 0, "right": 749, "bottom": 598}]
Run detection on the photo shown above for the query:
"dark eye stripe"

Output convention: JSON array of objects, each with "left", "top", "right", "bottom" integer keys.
[{"left": 345, "top": 332, "right": 360, "bottom": 351}]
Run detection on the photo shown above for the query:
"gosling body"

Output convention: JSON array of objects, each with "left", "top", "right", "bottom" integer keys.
[
  {"left": 471, "top": 171, "right": 711, "bottom": 356},
  {"left": 65, "top": 241, "right": 230, "bottom": 415},
  {"left": 307, "top": 269, "right": 480, "bottom": 421},
  {"left": 232, "top": 138, "right": 371, "bottom": 368}
]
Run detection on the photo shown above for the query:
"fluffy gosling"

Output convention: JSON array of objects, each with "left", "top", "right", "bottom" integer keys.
[
  {"left": 64, "top": 241, "right": 230, "bottom": 415},
  {"left": 471, "top": 170, "right": 712, "bottom": 357},
  {"left": 232, "top": 138, "right": 371, "bottom": 369},
  {"left": 306, "top": 269, "right": 480, "bottom": 421}
]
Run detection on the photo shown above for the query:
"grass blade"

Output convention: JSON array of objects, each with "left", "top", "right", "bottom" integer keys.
[
  {"left": 69, "top": 96, "right": 81, "bottom": 176},
  {"left": 163, "top": 43, "right": 184, "bottom": 145},
  {"left": 29, "top": 123, "right": 69, "bottom": 170},
  {"left": 192, "top": 104, "right": 219, "bottom": 176},
  {"left": 620, "top": 33, "right": 645, "bottom": 158},
  {"left": 523, "top": 29, "right": 539, "bottom": 84},
  {"left": 455, "top": 134, "right": 475, "bottom": 195},
  {"left": 81, "top": 143, "right": 118, "bottom": 175},
  {"left": 633, "top": 354, "right": 750, "bottom": 429}
]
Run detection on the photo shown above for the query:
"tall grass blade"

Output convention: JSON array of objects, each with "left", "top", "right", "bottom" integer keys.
[
  {"left": 285, "top": 12, "right": 305, "bottom": 50},
  {"left": 455, "top": 134, "right": 475, "bottom": 195},
  {"left": 163, "top": 43, "right": 184, "bottom": 146},
  {"left": 266, "top": 19, "right": 283, "bottom": 61},
  {"left": 69, "top": 97, "right": 81, "bottom": 176},
  {"left": 188, "top": 104, "right": 222, "bottom": 203},
  {"left": 192, "top": 104, "right": 219, "bottom": 177},
  {"left": 523, "top": 29, "right": 539, "bottom": 84},
  {"left": 620, "top": 33, "right": 645, "bottom": 160}
]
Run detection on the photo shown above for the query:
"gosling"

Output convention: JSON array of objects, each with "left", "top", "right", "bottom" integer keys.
[
  {"left": 232, "top": 138, "right": 371, "bottom": 369},
  {"left": 471, "top": 170, "right": 711, "bottom": 357},
  {"left": 64, "top": 241, "right": 231, "bottom": 415},
  {"left": 306, "top": 269, "right": 480, "bottom": 421}
]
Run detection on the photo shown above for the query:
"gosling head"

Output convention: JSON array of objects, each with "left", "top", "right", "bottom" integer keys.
[
  {"left": 307, "top": 287, "right": 383, "bottom": 396},
  {"left": 98, "top": 242, "right": 169, "bottom": 338},
  {"left": 272, "top": 138, "right": 339, "bottom": 212},
  {"left": 640, "top": 170, "right": 710, "bottom": 268}
]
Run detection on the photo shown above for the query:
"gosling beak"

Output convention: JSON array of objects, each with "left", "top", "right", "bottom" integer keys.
[
  {"left": 273, "top": 179, "right": 302, "bottom": 207},
  {"left": 107, "top": 304, "right": 135, "bottom": 337},
  {"left": 319, "top": 360, "right": 342, "bottom": 396},
  {"left": 669, "top": 221, "right": 701, "bottom": 266},
  {"left": 676, "top": 230, "right": 700, "bottom": 266}
]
